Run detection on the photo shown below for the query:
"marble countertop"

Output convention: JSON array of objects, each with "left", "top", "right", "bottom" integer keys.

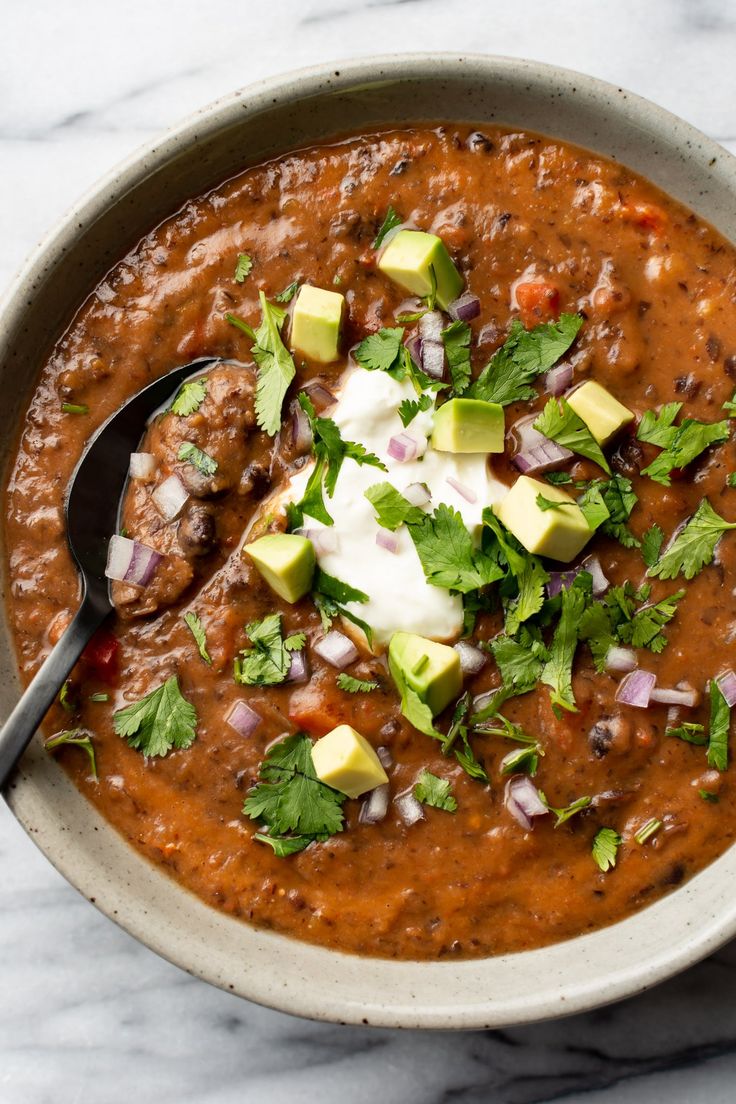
[{"left": 3, "top": 1, "right": 736, "bottom": 1100}]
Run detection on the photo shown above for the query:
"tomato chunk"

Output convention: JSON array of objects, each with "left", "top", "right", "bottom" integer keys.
[
  {"left": 83, "top": 628, "right": 119, "bottom": 683},
  {"left": 515, "top": 281, "right": 560, "bottom": 327},
  {"left": 619, "top": 201, "right": 667, "bottom": 234},
  {"left": 289, "top": 683, "right": 346, "bottom": 736}
]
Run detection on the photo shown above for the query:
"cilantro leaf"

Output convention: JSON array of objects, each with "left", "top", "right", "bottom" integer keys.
[
  {"left": 637, "top": 402, "right": 682, "bottom": 447},
  {"left": 398, "top": 392, "right": 433, "bottom": 427},
  {"left": 294, "top": 394, "right": 386, "bottom": 525},
  {"left": 409, "top": 503, "right": 504, "bottom": 594},
  {"left": 337, "top": 673, "right": 379, "bottom": 693},
  {"left": 640, "top": 415, "right": 729, "bottom": 486},
  {"left": 183, "top": 611, "right": 211, "bottom": 664},
  {"left": 45, "top": 729, "right": 98, "bottom": 780},
  {"left": 667, "top": 721, "right": 707, "bottom": 745},
  {"left": 641, "top": 524, "right": 664, "bottom": 568},
  {"left": 441, "top": 320, "right": 472, "bottom": 395},
  {"left": 178, "top": 441, "right": 218, "bottom": 477},
  {"left": 580, "top": 581, "right": 682, "bottom": 664},
  {"left": 503, "top": 556, "right": 549, "bottom": 636},
  {"left": 233, "top": 252, "right": 253, "bottom": 282},
  {"left": 534, "top": 397, "right": 611, "bottom": 473},
  {"left": 467, "top": 314, "right": 583, "bottom": 406},
  {"left": 482, "top": 627, "right": 549, "bottom": 712},
  {"left": 578, "top": 602, "right": 618, "bottom": 672},
  {"left": 387, "top": 650, "right": 441, "bottom": 739},
  {"left": 59, "top": 678, "right": 77, "bottom": 714},
  {"left": 592, "top": 827, "right": 622, "bottom": 872},
  {"left": 275, "top": 280, "right": 299, "bottom": 304},
  {"left": 413, "top": 770, "right": 457, "bottom": 812},
  {"left": 373, "top": 206, "right": 403, "bottom": 249},
  {"left": 580, "top": 474, "right": 639, "bottom": 547},
  {"left": 312, "top": 569, "right": 373, "bottom": 647},
  {"left": 618, "top": 588, "right": 685, "bottom": 652},
  {"left": 364, "top": 481, "right": 427, "bottom": 530},
  {"left": 724, "top": 390, "right": 736, "bottom": 416},
  {"left": 244, "top": 733, "right": 345, "bottom": 851},
  {"left": 354, "top": 327, "right": 405, "bottom": 375},
  {"left": 540, "top": 576, "right": 590, "bottom": 713},
  {"left": 707, "top": 680, "right": 731, "bottom": 772},
  {"left": 113, "top": 676, "right": 197, "bottom": 758},
  {"left": 442, "top": 693, "right": 490, "bottom": 782},
  {"left": 648, "top": 498, "right": 736, "bottom": 580},
  {"left": 542, "top": 792, "right": 591, "bottom": 827},
  {"left": 227, "top": 292, "right": 296, "bottom": 436},
  {"left": 499, "top": 743, "right": 543, "bottom": 775},
  {"left": 234, "top": 614, "right": 304, "bottom": 686},
  {"left": 170, "top": 379, "right": 207, "bottom": 416}
]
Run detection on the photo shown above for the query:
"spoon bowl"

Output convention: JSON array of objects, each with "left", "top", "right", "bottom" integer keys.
[{"left": 0, "top": 356, "right": 221, "bottom": 789}]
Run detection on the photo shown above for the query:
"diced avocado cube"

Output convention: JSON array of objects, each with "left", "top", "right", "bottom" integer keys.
[
  {"left": 566, "top": 381, "right": 634, "bottom": 445},
  {"left": 433, "top": 398, "right": 505, "bottom": 454},
  {"left": 388, "top": 631, "right": 462, "bottom": 717},
  {"left": 290, "top": 285, "right": 344, "bottom": 363},
  {"left": 377, "top": 230, "right": 464, "bottom": 310},
  {"left": 244, "top": 533, "right": 315, "bottom": 603},
  {"left": 493, "top": 476, "right": 592, "bottom": 562},
  {"left": 311, "top": 725, "right": 389, "bottom": 799}
]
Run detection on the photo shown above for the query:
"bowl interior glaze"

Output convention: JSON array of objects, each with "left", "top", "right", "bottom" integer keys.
[{"left": 2, "top": 54, "right": 736, "bottom": 1029}]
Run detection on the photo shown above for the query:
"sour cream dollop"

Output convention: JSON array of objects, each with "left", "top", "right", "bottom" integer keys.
[{"left": 284, "top": 367, "right": 506, "bottom": 648}]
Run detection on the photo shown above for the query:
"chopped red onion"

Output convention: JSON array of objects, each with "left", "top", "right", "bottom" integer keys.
[
  {"left": 615, "top": 669, "right": 656, "bottom": 708},
  {"left": 129, "top": 452, "right": 157, "bottom": 481},
  {"left": 289, "top": 399, "right": 313, "bottom": 452},
  {"left": 376, "top": 529, "right": 400, "bottom": 554},
  {"left": 403, "top": 481, "right": 431, "bottom": 508},
  {"left": 511, "top": 414, "right": 572, "bottom": 474},
  {"left": 420, "top": 340, "right": 445, "bottom": 380},
  {"left": 226, "top": 700, "right": 262, "bottom": 739},
  {"left": 544, "top": 363, "right": 573, "bottom": 396},
  {"left": 297, "top": 527, "right": 339, "bottom": 556},
  {"left": 453, "top": 640, "right": 487, "bottom": 675},
  {"left": 419, "top": 310, "right": 444, "bottom": 345},
  {"left": 650, "top": 685, "right": 699, "bottom": 708},
  {"left": 477, "top": 322, "right": 500, "bottom": 346},
  {"left": 605, "top": 646, "right": 638, "bottom": 674},
  {"left": 448, "top": 291, "right": 481, "bottom": 322},
  {"left": 301, "top": 380, "right": 335, "bottom": 411},
  {"left": 546, "top": 569, "right": 580, "bottom": 598},
  {"left": 359, "top": 783, "right": 390, "bottom": 824},
  {"left": 395, "top": 791, "right": 425, "bottom": 826},
  {"left": 395, "top": 296, "right": 423, "bottom": 318},
  {"left": 388, "top": 432, "right": 423, "bottom": 463},
  {"left": 405, "top": 332, "right": 423, "bottom": 365},
  {"left": 152, "top": 473, "right": 189, "bottom": 521},
  {"left": 105, "top": 535, "right": 163, "bottom": 587},
  {"left": 504, "top": 776, "right": 548, "bottom": 830},
  {"left": 471, "top": 690, "right": 497, "bottom": 716},
  {"left": 377, "top": 745, "right": 393, "bottom": 769},
  {"left": 716, "top": 669, "right": 736, "bottom": 707},
  {"left": 582, "top": 555, "right": 610, "bottom": 596},
  {"left": 313, "top": 630, "right": 359, "bottom": 670},
  {"left": 286, "top": 649, "right": 310, "bottom": 684},
  {"left": 446, "top": 475, "right": 477, "bottom": 503}
]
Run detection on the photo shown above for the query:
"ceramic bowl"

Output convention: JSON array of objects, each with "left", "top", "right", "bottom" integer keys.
[{"left": 2, "top": 54, "right": 736, "bottom": 1029}]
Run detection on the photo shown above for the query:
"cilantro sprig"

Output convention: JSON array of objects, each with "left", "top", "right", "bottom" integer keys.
[
  {"left": 233, "top": 253, "right": 253, "bottom": 283},
  {"left": 466, "top": 314, "right": 582, "bottom": 407},
  {"left": 113, "top": 676, "right": 197, "bottom": 758},
  {"left": 592, "top": 827, "right": 622, "bottom": 872},
  {"left": 648, "top": 499, "right": 736, "bottom": 580},
  {"left": 637, "top": 403, "right": 729, "bottom": 486},
  {"left": 243, "top": 733, "right": 345, "bottom": 855},
  {"left": 178, "top": 441, "right": 218, "bottom": 477},
  {"left": 413, "top": 770, "right": 457, "bottom": 812},
  {"left": 234, "top": 614, "right": 305, "bottom": 686},
  {"left": 45, "top": 729, "right": 98, "bottom": 780},
  {"left": 534, "top": 397, "right": 611, "bottom": 473},
  {"left": 183, "top": 611, "right": 211, "bottom": 664},
  {"left": 226, "top": 292, "right": 296, "bottom": 436},
  {"left": 373, "top": 206, "right": 402, "bottom": 249},
  {"left": 337, "top": 673, "right": 379, "bottom": 693},
  {"left": 170, "top": 379, "right": 207, "bottom": 416},
  {"left": 441, "top": 320, "right": 472, "bottom": 395}
]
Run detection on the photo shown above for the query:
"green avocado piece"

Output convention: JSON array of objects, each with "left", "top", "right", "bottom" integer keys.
[
  {"left": 244, "top": 533, "right": 316, "bottom": 603},
  {"left": 388, "top": 631, "right": 462, "bottom": 717},
  {"left": 433, "top": 398, "right": 505, "bottom": 454},
  {"left": 493, "top": 476, "right": 592, "bottom": 563},
  {"left": 377, "top": 230, "right": 463, "bottom": 310},
  {"left": 290, "top": 284, "right": 344, "bottom": 363}
]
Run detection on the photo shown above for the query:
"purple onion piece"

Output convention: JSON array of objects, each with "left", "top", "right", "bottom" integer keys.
[
  {"left": 615, "top": 669, "right": 656, "bottom": 708},
  {"left": 129, "top": 452, "right": 157, "bottom": 481},
  {"left": 388, "top": 432, "right": 422, "bottom": 463},
  {"left": 419, "top": 310, "right": 444, "bottom": 344},
  {"left": 376, "top": 745, "right": 393, "bottom": 770},
  {"left": 716, "top": 669, "right": 736, "bottom": 707},
  {"left": 301, "top": 380, "right": 336, "bottom": 411},
  {"left": 376, "top": 529, "right": 400, "bottom": 554},
  {"left": 359, "top": 783, "right": 390, "bottom": 825},
  {"left": 394, "top": 791, "right": 425, "bottom": 826},
  {"left": 403, "top": 481, "right": 431, "bottom": 508},
  {"left": 405, "top": 333, "right": 423, "bottom": 365},
  {"left": 544, "top": 363, "right": 573, "bottom": 396},
  {"left": 286, "top": 649, "right": 310, "bottom": 685},
  {"left": 446, "top": 475, "right": 477, "bottom": 503},
  {"left": 650, "top": 685, "right": 699, "bottom": 708},
  {"left": 447, "top": 291, "right": 481, "bottom": 322},
  {"left": 504, "top": 776, "right": 548, "bottom": 830},
  {"left": 289, "top": 399, "right": 313, "bottom": 453},
  {"left": 105, "top": 534, "right": 163, "bottom": 587},
  {"left": 226, "top": 700, "right": 262, "bottom": 739},
  {"left": 546, "top": 569, "right": 580, "bottom": 599},
  {"left": 152, "top": 473, "right": 189, "bottom": 521},
  {"left": 453, "top": 640, "right": 487, "bottom": 675},
  {"left": 297, "top": 527, "right": 338, "bottom": 556},
  {"left": 477, "top": 322, "right": 500, "bottom": 346},
  {"left": 313, "top": 630, "right": 359, "bottom": 670},
  {"left": 605, "top": 646, "right": 638, "bottom": 674},
  {"left": 420, "top": 340, "right": 445, "bottom": 380},
  {"left": 581, "top": 555, "right": 609, "bottom": 596}
]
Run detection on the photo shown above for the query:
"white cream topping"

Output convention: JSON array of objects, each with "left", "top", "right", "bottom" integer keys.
[{"left": 283, "top": 367, "right": 506, "bottom": 648}]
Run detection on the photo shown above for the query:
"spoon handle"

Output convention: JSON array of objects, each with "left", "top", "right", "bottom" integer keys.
[{"left": 0, "top": 595, "right": 109, "bottom": 791}]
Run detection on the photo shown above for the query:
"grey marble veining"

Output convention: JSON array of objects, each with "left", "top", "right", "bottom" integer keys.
[{"left": 3, "top": 2, "right": 736, "bottom": 1101}]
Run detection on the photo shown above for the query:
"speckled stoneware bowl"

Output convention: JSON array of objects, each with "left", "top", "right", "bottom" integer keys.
[{"left": 2, "top": 54, "right": 736, "bottom": 1029}]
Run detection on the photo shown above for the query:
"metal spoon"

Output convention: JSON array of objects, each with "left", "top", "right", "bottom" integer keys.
[{"left": 0, "top": 356, "right": 221, "bottom": 789}]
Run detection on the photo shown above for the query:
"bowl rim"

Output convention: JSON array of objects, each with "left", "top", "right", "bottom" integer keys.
[{"left": 4, "top": 51, "right": 736, "bottom": 1029}]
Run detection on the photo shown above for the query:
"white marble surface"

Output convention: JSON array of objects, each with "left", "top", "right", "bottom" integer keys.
[{"left": 3, "top": 1, "right": 736, "bottom": 1100}]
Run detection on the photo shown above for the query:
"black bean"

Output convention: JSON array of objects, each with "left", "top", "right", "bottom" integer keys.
[{"left": 178, "top": 504, "right": 216, "bottom": 558}]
